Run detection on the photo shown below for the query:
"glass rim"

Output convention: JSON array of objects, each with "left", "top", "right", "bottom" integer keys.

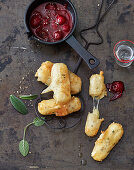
[{"left": 113, "top": 40, "right": 134, "bottom": 63}]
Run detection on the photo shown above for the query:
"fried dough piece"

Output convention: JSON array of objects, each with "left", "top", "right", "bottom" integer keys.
[
  {"left": 38, "top": 97, "right": 81, "bottom": 116},
  {"left": 69, "top": 71, "right": 82, "bottom": 94},
  {"left": 42, "top": 63, "right": 71, "bottom": 104},
  {"left": 89, "top": 71, "right": 107, "bottom": 99},
  {"left": 91, "top": 123, "right": 124, "bottom": 161},
  {"left": 35, "top": 61, "right": 53, "bottom": 85},
  {"left": 85, "top": 109, "right": 104, "bottom": 137},
  {"left": 35, "top": 61, "right": 82, "bottom": 94}
]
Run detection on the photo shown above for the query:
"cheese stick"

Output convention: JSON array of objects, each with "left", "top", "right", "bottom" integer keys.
[
  {"left": 42, "top": 63, "right": 71, "bottom": 104},
  {"left": 91, "top": 122, "right": 124, "bottom": 161},
  {"left": 35, "top": 61, "right": 53, "bottom": 85},
  {"left": 35, "top": 61, "right": 82, "bottom": 94},
  {"left": 89, "top": 71, "right": 107, "bottom": 99},
  {"left": 85, "top": 108, "right": 104, "bottom": 137},
  {"left": 38, "top": 96, "right": 81, "bottom": 116}
]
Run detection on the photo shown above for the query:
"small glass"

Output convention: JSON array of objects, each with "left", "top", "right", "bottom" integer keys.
[{"left": 113, "top": 40, "right": 134, "bottom": 67}]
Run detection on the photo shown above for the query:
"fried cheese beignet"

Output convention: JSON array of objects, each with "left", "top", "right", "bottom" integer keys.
[
  {"left": 38, "top": 97, "right": 81, "bottom": 116},
  {"left": 42, "top": 63, "right": 71, "bottom": 104},
  {"left": 89, "top": 71, "right": 107, "bottom": 99},
  {"left": 35, "top": 61, "right": 53, "bottom": 85},
  {"left": 35, "top": 61, "right": 82, "bottom": 94},
  {"left": 69, "top": 71, "right": 82, "bottom": 94},
  {"left": 85, "top": 109, "right": 104, "bottom": 137},
  {"left": 91, "top": 123, "right": 124, "bottom": 161}
]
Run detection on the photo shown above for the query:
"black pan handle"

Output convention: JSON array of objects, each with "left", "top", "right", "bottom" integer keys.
[{"left": 66, "top": 35, "right": 100, "bottom": 69}]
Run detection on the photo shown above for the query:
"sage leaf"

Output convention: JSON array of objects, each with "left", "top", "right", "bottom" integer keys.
[
  {"left": 19, "top": 94, "right": 38, "bottom": 100},
  {"left": 10, "top": 95, "right": 28, "bottom": 114},
  {"left": 33, "top": 117, "right": 45, "bottom": 127},
  {"left": 19, "top": 140, "right": 29, "bottom": 157}
]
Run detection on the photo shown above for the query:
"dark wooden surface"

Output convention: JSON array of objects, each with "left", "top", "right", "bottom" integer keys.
[{"left": 0, "top": 0, "right": 134, "bottom": 169}]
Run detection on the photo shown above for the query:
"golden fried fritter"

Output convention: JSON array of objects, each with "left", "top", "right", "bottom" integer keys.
[
  {"left": 91, "top": 122, "right": 124, "bottom": 161},
  {"left": 35, "top": 61, "right": 82, "bottom": 94},
  {"left": 89, "top": 71, "right": 107, "bottom": 99},
  {"left": 69, "top": 71, "right": 82, "bottom": 94},
  {"left": 35, "top": 61, "right": 53, "bottom": 85},
  {"left": 85, "top": 109, "right": 104, "bottom": 137},
  {"left": 38, "top": 96, "right": 81, "bottom": 116},
  {"left": 42, "top": 63, "right": 71, "bottom": 104}
]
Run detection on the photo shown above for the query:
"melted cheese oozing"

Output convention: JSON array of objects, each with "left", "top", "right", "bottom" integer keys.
[
  {"left": 89, "top": 71, "right": 107, "bottom": 99},
  {"left": 85, "top": 109, "right": 104, "bottom": 137}
]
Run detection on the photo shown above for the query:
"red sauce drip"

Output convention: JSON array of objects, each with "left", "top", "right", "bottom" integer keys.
[
  {"left": 29, "top": 2, "right": 73, "bottom": 42},
  {"left": 106, "top": 81, "right": 125, "bottom": 101}
]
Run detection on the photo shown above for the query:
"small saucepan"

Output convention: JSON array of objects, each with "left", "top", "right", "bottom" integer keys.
[{"left": 24, "top": 0, "right": 100, "bottom": 69}]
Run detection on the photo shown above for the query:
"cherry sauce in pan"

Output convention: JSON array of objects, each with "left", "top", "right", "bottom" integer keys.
[{"left": 30, "top": 2, "right": 73, "bottom": 42}]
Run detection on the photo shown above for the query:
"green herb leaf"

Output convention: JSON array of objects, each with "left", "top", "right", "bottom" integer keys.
[
  {"left": 10, "top": 95, "right": 28, "bottom": 114},
  {"left": 19, "top": 94, "right": 38, "bottom": 100},
  {"left": 33, "top": 117, "right": 45, "bottom": 127},
  {"left": 19, "top": 140, "right": 29, "bottom": 157}
]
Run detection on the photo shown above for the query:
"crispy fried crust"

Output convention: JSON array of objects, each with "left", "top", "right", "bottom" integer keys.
[
  {"left": 35, "top": 61, "right": 53, "bottom": 85},
  {"left": 89, "top": 71, "right": 107, "bottom": 99},
  {"left": 69, "top": 71, "right": 82, "bottom": 94},
  {"left": 91, "top": 122, "right": 124, "bottom": 161},
  {"left": 38, "top": 99, "right": 61, "bottom": 115},
  {"left": 38, "top": 97, "right": 81, "bottom": 116},
  {"left": 42, "top": 63, "right": 71, "bottom": 104},
  {"left": 35, "top": 61, "right": 82, "bottom": 94},
  {"left": 85, "top": 109, "right": 104, "bottom": 137}
]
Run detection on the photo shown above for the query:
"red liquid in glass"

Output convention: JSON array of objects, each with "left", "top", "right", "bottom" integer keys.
[{"left": 29, "top": 2, "right": 73, "bottom": 42}]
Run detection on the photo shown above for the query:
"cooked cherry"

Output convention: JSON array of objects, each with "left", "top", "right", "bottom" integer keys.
[
  {"left": 45, "top": 3, "right": 57, "bottom": 10},
  {"left": 106, "top": 81, "right": 124, "bottom": 101},
  {"left": 42, "top": 17, "right": 49, "bottom": 27},
  {"left": 110, "top": 92, "right": 123, "bottom": 101},
  {"left": 35, "top": 27, "right": 49, "bottom": 40},
  {"left": 30, "top": 14, "right": 42, "bottom": 28},
  {"left": 41, "top": 30, "right": 49, "bottom": 40},
  {"left": 56, "top": 15, "right": 66, "bottom": 25},
  {"left": 62, "top": 24, "right": 70, "bottom": 32},
  {"left": 30, "top": 2, "right": 73, "bottom": 42},
  {"left": 53, "top": 31, "right": 63, "bottom": 40},
  {"left": 107, "top": 81, "right": 124, "bottom": 93},
  {"left": 51, "top": 21, "right": 58, "bottom": 30}
]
